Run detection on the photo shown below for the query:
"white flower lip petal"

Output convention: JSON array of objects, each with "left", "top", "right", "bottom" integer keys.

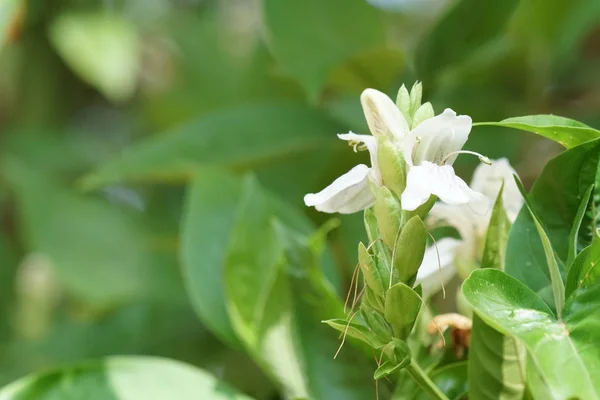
[
  {"left": 401, "top": 162, "right": 486, "bottom": 212},
  {"left": 337, "top": 132, "right": 379, "bottom": 182},
  {"left": 360, "top": 88, "right": 409, "bottom": 144},
  {"left": 403, "top": 108, "right": 472, "bottom": 166},
  {"left": 416, "top": 237, "right": 462, "bottom": 297},
  {"left": 303, "top": 164, "right": 376, "bottom": 214}
]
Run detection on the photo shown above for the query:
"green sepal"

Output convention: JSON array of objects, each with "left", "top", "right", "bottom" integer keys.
[
  {"left": 322, "top": 318, "right": 387, "bottom": 349},
  {"left": 373, "top": 186, "right": 401, "bottom": 250},
  {"left": 411, "top": 102, "right": 434, "bottom": 129},
  {"left": 358, "top": 242, "right": 386, "bottom": 296},
  {"left": 377, "top": 136, "right": 406, "bottom": 199},
  {"left": 392, "top": 215, "right": 427, "bottom": 285},
  {"left": 363, "top": 285, "right": 385, "bottom": 313},
  {"left": 384, "top": 283, "right": 422, "bottom": 339},
  {"left": 360, "top": 304, "right": 393, "bottom": 345},
  {"left": 409, "top": 81, "right": 423, "bottom": 117}
]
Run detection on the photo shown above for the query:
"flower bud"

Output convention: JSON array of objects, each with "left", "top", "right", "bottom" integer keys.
[
  {"left": 377, "top": 136, "right": 406, "bottom": 199},
  {"left": 373, "top": 186, "right": 401, "bottom": 250}
]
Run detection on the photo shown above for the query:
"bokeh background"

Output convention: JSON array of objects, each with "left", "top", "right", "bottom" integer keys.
[{"left": 0, "top": 0, "right": 599, "bottom": 398}]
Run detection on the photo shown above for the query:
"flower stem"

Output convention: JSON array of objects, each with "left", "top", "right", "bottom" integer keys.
[{"left": 406, "top": 362, "right": 449, "bottom": 400}]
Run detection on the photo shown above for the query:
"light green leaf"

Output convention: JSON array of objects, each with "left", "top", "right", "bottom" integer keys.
[
  {"left": 463, "top": 269, "right": 600, "bottom": 399},
  {"left": 49, "top": 12, "right": 139, "bottom": 102},
  {"left": 358, "top": 242, "right": 386, "bottom": 297},
  {"left": 416, "top": 0, "right": 518, "bottom": 81},
  {"left": 0, "top": 356, "right": 253, "bottom": 400},
  {"left": 475, "top": 115, "right": 600, "bottom": 148},
  {"left": 322, "top": 318, "right": 387, "bottom": 349},
  {"left": 373, "top": 186, "right": 402, "bottom": 250},
  {"left": 506, "top": 139, "right": 600, "bottom": 306},
  {"left": 377, "top": 136, "right": 406, "bottom": 199},
  {"left": 80, "top": 103, "right": 340, "bottom": 190},
  {"left": 384, "top": 283, "right": 421, "bottom": 340},
  {"left": 263, "top": 0, "right": 384, "bottom": 101},
  {"left": 480, "top": 183, "right": 511, "bottom": 270}
]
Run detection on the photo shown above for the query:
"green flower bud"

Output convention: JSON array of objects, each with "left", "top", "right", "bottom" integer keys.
[
  {"left": 411, "top": 101, "right": 434, "bottom": 129},
  {"left": 377, "top": 136, "right": 406, "bottom": 199},
  {"left": 392, "top": 216, "right": 427, "bottom": 286},
  {"left": 409, "top": 81, "right": 423, "bottom": 116},
  {"left": 395, "top": 84, "right": 411, "bottom": 125},
  {"left": 373, "top": 186, "right": 401, "bottom": 250}
]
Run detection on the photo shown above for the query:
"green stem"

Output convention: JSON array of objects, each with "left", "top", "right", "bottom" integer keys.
[{"left": 406, "top": 362, "right": 449, "bottom": 400}]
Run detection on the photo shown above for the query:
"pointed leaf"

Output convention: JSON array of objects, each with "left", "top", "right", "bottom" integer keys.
[
  {"left": 358, "top": 242, "right": 385, "bottom": 297},
  {"left": 567, "top": 185, "right": 594, "bottom": 266},
  {"left": 565, "top": 234, "right": 600, "bottom": 298},
  {"left": 323, "top": 318, "right": 387, "bottom": 349},
  {"left": 481, "top": 183, "right": 511, "bottom": 270},
  {"left": 475, "top": 115, "right": 600, "bottom": 148}
]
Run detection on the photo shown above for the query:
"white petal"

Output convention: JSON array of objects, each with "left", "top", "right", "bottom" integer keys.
[
  {"left": 427, "top": 203, "right": 476, "bottom": 244},
  {"left": 470, "top": 158, "right": 523, "bottom": 222},
  {"left": 402, "top": 162, "right": 487, "bottom": 212},
  {"left": 304, "top": 164, "right": 376, "bottom": 214},
  {"left": 337, "top": 132, "right": 380, "bottom": 182},
  {"left": 360, "top": 88, "right": 409, "bottom": 144},
  {"left": 403, "top": 108, "right": 471, "bottom": 166},
  {"left": 416, "top": 238, "right": 461, "bottom": 297}
]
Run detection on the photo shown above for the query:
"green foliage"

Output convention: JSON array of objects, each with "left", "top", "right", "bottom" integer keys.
[{"left": 463, "top": 269, "right": 600, "bottom": 399}]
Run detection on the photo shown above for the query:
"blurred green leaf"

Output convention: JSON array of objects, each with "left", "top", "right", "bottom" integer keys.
[
  {"left": 463, "top": 269, "right": 600, "bottom": 399},
  {"left": 49, "top": 12, "right": 139, "bottom": 102},
  {"left": 263, "top": 0, "right": 384, "bottom": 101},
  {"left": 4, "top": 159, "right": 181, "bottom": 307},
  {"left": 80, "top": 103, "right": 341, "bottom": 190},
  {"left": 416, "top": 0, "right": 519, "bottom": 82},
  {"left": 475, "top": 115, "right": 600, "bottom": 148},
  {"left": 0, "top": 356, "right": 254, "bottom": 399},
  {"left": 415, "top": 362, "right": 468, "bottom": 400},
  {"left": 0, "top": 0, "right": 19, "bottom": 52},
  {"left": 506, "top": 139, "right": 600, "bottom": 306}
]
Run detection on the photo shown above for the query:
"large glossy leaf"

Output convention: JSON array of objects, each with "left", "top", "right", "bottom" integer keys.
[
  {"left": 80, "top": 103, "right": 341, "bottom": 190},
  {"left": 0, "top": 356, "right": 253, "bottom": 399},
  {"left": 4, "top": 158, "right": 181, "bottom": 307},
  {"left": 263, "top": 0, "right": 384, "bottom": 101},
  {"left": 416, "top": 0, "right": 518, "bottom": 81},
  {"left": 475, "top": 115, "right": 600, "bottom": 148},
  {"left": 463, "top": 269, "right": 600, "bottom": 399},
  {"left": 506, "top": 139, "right": 600, "bottom": 303}
]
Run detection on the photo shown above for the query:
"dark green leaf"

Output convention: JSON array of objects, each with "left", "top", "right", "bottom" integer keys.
[
  {"left": 506, "top": 139, "right": 600, "bottom": 305},
  {"left": 263, "top": 0, "right": 384, "bottom": 101},
  {"left": 0, "top": 356, "right": 253, "bottom": 399},
  {"left": 416, "top": 0, "right": 518, "bottom": 81},
  {"left": 567, "top": 185, "right": 594, "bottom": 266},
  {"left": 475, "top": 115, "right": 600, "bottom": 148},
  {"left": 80, "top": 103, "right": 341, "bottom": 190},
  {"left": 415, "top": 362, "right": 468, "bottom": 400},
  {"left": 463, "top": 269, "right": 600, "bottom": 398},
  {"left": 565, "top": 235, "right": 600, "bottom": 299}
]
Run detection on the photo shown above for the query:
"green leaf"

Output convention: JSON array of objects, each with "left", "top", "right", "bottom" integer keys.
[
  {"left": 475, "top": 115, "right": 600, "bottom": 148},
  {"left": 514, "top": 177, "right": 565, "bottom": 318},
  {"left": 416, "top": 0, "right": 518, "bottom": 81},
  {"left": 393, "top": 216, "right": 427, "bottom": 285},
  {"left": 565, "top": 234, "right": 600, "bottom": 298},
  {"left": 181, "top": 169, "right": 316, "bottom": 348},
  {"left": 49, "top": 12, "right": 139, "bottom": 102},
  {"left": 468, "top": 315, "right": 525, "bottom": 400},
  {"left": 480, "top": 183, "right": 511, "bottom": 270},
  {"left": 4, "top": 158, "right": 181, "bottom": 307},
  {"left": 415, "top": 362, "right": 468, "bottom": 400},
  {"left": 263, "top": 0, "right": 384, "bottom": 101},
  {"left": 463, "top": 269, "right": 600, "bottom": 399},
  {"left": 470, "top": 185, "right": 526, "bottom": 400},
  {"left": 323, "top": 318, "right": 387, "bottom": 349},
  {"left": 358, "top": 242, "right": 386, "bottom": 297},
  {"left": 567, "top": 185, "right": 594, "bottom": 266},
  {"left": 384, "top": 283, "right": 421, "bottom": 340},
  {"left": 215, "top": 178, "right": 375, "bottom": 399},
  {"left": 374, "top": 339, "right": 411, "bottom": 380},
  {"left": 0, "top": 356, "right": 253, "bottom": 400},
  {"left": 80, "top": 103, "right": 341, "bottom": 190},
  {"left": 506, "top": 139, "right": 600, "bottom": 306}
]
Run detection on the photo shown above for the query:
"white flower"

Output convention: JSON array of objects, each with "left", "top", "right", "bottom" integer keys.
[
  {"left": 401, "top": 109, "right": 488, "bottom": 212},
  {"left": 304, "top": 89, "right": 409, "bottom": 214},
  {"left": 416, "top": 158, "right": 523, "bottom": 295}
]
